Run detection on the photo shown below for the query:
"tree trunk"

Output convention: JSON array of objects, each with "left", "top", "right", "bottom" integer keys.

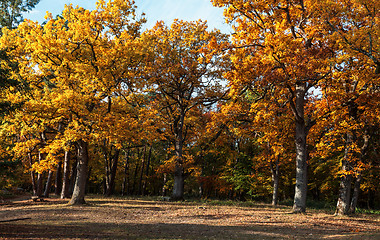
[
  {"left": 43, "top": 169, "right": 54, "bottom": 197},
  {"left": 138, "top": 146, "right": 146, "bottom": 195},
  {"left": 271, "top": 156, "right": 280, "bottom": 206},
  {"left": 349, "top": 174, "right": 362, "bottom": 214},
  {"left": 171, "top": 113, "right": 185, "bottom": 200},
  {"left": 69, "top": 140, "right": 89, "bottom": 205},
  {"left": 104, "top": 149, "right": 110, "bottom": 195},
  {"left": 367, "top": 189, "right": 375, "bottom": 209},
  {"left": 28, "top": 152, "right": 37, "bottom": 196},
  {"left": 349, "top": 132, "right": 370, "bottom": 214},
  {"left": 86, "top": 166, "right": 91, "bottom": 194},
  {"left": 132, "top": 148, "right": 141, "bottom": 195},
  {"left": 336, "top": 166, "right": 352, "bottom": 215},
  {"left": 142, "top": 145, "right": 152, "bottom": 196},
  {"left": 68, "top": 156, "right": 78, "bottom": 196},
  {"left": 122, "top": 149, "right": 130, "bottom": 196},
  {"left": 55, "top": 161, "right": 62, "bottom": 195},
  {"left": 336, "top": 133, "right": 353, "bottom": 215},
  {"left": 162, "top": 173, "right": 167, "bottom": 196},
  {"left": 172, "top": 164, "right": 184, "bottom": 200},
  {"left": 292, "top": 82, "right": 308, "bottom": 213},
  {"left": 105, "top": 148, "right": 120, "bottom": 196},
  {"left": 36, "top": 172, "right": 44, "bottom": 198},
  {"left": 102, "top": 178, "right": 107, "bottom": 195},
  {"left": 61, "top": 150, "right": 71, "bottom": 199},
  {"left": 36, "top": 151, "right": 44, "bottom": 198}
]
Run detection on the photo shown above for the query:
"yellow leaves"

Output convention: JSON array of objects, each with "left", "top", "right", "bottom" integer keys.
[
  {"left": 0, "top": 1, "right": 149, "bottom": 175},
  {"left": 44, "top": 11, "right": 53, "bottom": 20},
  {"left": 12, "top": 138, "right": 40, "bottom": 158}
]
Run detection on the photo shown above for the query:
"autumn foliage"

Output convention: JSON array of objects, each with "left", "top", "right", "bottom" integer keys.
[{"left": 0, "top": 0, "right": 379, "bottom": 214}]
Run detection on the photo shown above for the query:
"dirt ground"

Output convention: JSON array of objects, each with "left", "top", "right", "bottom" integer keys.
[{"left": 0, "top": 195, "right": 379, "bottom": 239}]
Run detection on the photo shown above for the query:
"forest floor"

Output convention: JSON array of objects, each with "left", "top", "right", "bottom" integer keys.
[{"left": 0, "top": 195, "right": 379, "bottom": 239}]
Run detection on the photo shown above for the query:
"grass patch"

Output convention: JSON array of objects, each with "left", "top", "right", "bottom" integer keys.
[{"left": 355, "top": 208, "right": 380, "bottom": 215}]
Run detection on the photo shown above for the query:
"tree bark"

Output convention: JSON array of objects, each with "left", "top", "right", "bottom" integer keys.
[
  {"left": 142, "top": 145, "right": 152, "bottom": 196},
  {"left": 132, "top": 148, "right": 141, "bottom": 195},
  {"left": 55, "top": 122, "right": 64, "bottom": 196},
  {"left": 55, "top": 161, "right": 62, "bottom": 195},
  {"left": 292, "top": 82, "right": 308, "bottom": 213},
  {"left": 69, "top": 140, "right": 89, "bottom": 205},
  {"left": 105, "top": 148, "right": 120, "bottom": 196},
  {"left": 61, "top": 150, "right": 71, "bottom": 199},
  {"left": 349, "top": 174, "right": 362, "bottom": 214},
  {"left": 68, "top": 156, "right": 78, "bottom": 196},
  {"left": 172, "top": 164, "right": 184, "bottom": 200},
  {"left": 43, "top": 169, "right": 54, "bottom": 197},
  {"left": 162, "top": 173, "right": 167, "bottom": 196},
  {"left": 104, "top": 147, "right": 110, "bottom": 195},
  {"left": 336, "top": 133, "right": 353, "bottom": 215},
  {"left": 349, "top": 132, "right": 369, "bottom": 214},
  {"left": 172, "top": 113, "right": 185, "bottom": 200},
  {"left": 138, "top": 145, "right": 146, "bottom": 195},
  {"left": 122, "top": 149, "right": 130, "bottom": 196},
  {"left": 36, "top": 172, "right": 44, "bottom": 198},
  {"left": 28, "top": 152, "right": 37, "bottom": 196},
  {"left": 36, "top": 151, "right": 44, "bottom": 198},
  {"left": 270, "top": 156, "right": 280, "bottom": 206}
]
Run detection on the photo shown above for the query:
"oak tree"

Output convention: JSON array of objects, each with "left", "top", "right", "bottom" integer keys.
[{"left": 142, "top": 20, "right": 228, "bottom": 200}]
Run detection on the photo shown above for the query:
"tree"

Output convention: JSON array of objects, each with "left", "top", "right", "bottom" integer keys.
[
  {"left": 312, "top": 0, "right": 380, "bottom": 215},
  {"left": 0, "top": 0, "right": 40, "bottom": 191},
  {"left": 142, "top": 20, "right": 228, "bottom": 200},
  {"left": 252, "top": 97, "right": 295, "bottom": 206},
  {"left": 1, "top": 0, "right": 146, "bottom": 204},
  {"left": 212, "top": 0, "right": 332, "bottom": 212},
  {"left": 0, "top": 0, "right": 40, "bottom": 29}
]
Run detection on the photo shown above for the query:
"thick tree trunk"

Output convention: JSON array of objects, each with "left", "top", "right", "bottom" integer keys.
[
  {"left": 172, "top": 164, "right": 184, "bottom": 200},
  {"left": 171, "top": 113, "right": 185, "bottom": 200},
  {"left": 349, "top": 174, "right": 362, "bottom": 214},
  {"left": 293, "top": 83, "right": 308, "bottom": 213},
  {"left": 43, "top": 169, "right": 54, "bottom": 197},
  {"left": 336, "top": 168, "right": 352, "bottom": 215},
  {"left": 69, "top": 140, "right": 89, "bottom": 205},
  {"left": 55, "top": 161, "right": 62, "bottom": 195},
  {"left": 61, "top": 150, "right": 71, "bottom": 199},
  {"left": 270, "top": 156, "right": 280, "bottom": 206},
  {"left": 36, "top": 172, "right": 44, "bottom": 198},
  {"left": 336, "top": 133, "right": 353, "bottom": 215}
]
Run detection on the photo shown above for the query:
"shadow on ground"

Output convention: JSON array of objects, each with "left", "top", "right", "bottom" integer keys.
[
  {"left": 1, "top": 219, "right": 378, "bottom": 239},
  {"left": 0, "top": 196, "right": 379, "bottom": 240}
]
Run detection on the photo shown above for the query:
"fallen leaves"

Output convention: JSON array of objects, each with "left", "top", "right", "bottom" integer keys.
[{"left": 0, "top": 196, "right": 379, "bottom": 239}]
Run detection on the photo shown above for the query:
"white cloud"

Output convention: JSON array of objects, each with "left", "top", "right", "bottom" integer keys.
[{"left": 26, "top": 10, "right": 41, "bottom": 15}]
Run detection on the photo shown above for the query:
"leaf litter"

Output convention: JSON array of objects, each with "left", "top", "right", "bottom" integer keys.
[{"left": 0, "top": 195, "right": 379, "bottom": 239}]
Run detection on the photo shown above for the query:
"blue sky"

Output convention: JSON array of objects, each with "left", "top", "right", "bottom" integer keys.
[{"left": 23, "top": 0, "right": 231, "bottom": 33}]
